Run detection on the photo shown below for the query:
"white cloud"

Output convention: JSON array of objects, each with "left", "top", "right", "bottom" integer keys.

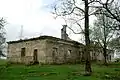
[
  {"left": 0, "top": 0, "right": 65, "bottom": 41},
  {"left": 0, "top": 0, "right": 88, "bottom": 42}
]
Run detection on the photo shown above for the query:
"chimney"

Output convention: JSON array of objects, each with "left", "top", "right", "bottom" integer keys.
[{"left": 61, "top": 25, "right": 67, "bottom": 40}]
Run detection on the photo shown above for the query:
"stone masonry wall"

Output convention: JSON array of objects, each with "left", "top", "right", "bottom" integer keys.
[
  {"left": 7, "top": 39, "right": 47, "bottom": 64},
  {"left": 7, "top": 37, "right": 84, "bottom": 64},
  {"left": 45, "top": 39, "right": 83, "bottom": 64}
]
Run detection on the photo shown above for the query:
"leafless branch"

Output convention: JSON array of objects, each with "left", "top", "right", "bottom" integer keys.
[
  {"left": 67, "top": 26, "right": 84, "bottom": 34},
  {"left": 76, "top": 22, "right": 84, "bottom": 33}
]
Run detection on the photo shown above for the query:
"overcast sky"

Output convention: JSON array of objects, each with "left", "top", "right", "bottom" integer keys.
[
  {"left": 0, "top": 0, "right": 94, "bottom": 42},
  {"left": 0, "top": 0, "right": 65, "bottom": 41}
]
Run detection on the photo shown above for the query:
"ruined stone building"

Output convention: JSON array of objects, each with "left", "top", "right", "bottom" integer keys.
[
  {"left": 89, "top": 41, "right": 114, "bottom": 62},
  {"left": 7, "top": 25, "right": 84, "bottom": 64},
  {"left": 7, "top": 25, "right": 114, "bottom": 64}
]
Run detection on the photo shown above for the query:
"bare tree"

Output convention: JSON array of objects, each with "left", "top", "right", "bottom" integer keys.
[
  {"left": 103, "top": 0, "right": 120, "bottom": 23},
  {"left": 0, "top": 18, "right": 6, "bottom": 58},
  {"left": 92, "top": 0, "right": 120, "bottom": 23},
  {"left": 51, "top": 0, "right": 115, "bottom": 75},
  {"left": 90, "top": 11, "right": 117, "bottom": 64},
  {"left": 109, "top": 37, "right": 120, "bottom": 51}
]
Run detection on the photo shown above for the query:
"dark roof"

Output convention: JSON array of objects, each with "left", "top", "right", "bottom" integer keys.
[{"left": 7, "top": 35, "right": 84, "bottom": 46}]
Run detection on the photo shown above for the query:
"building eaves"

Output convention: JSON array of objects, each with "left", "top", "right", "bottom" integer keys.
[{"left": 7, "top": 35, "right": 84, "bottom": 46}]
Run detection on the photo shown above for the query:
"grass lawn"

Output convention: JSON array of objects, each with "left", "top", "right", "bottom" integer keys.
[
  {"left": 0, "top": 59, "right": 7, "bottom": 65},
  {"left": 0, "top": 60, "right": 120, "bottom": 80}
]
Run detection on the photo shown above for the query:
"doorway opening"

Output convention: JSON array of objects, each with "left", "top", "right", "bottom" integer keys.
[
  {"left": 33, "top": 49, "right": 38, "bottom": 64},
  {"left": 21, "top": 47, "right": 26, "bottom": 57}
]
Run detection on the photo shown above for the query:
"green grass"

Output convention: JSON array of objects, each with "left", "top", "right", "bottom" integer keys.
[
  {"left": 0, "top": 60, "right": 120, "bottom": 80},
  {"left": 0, "top": 59, "right": 7, "bottom": 65}
]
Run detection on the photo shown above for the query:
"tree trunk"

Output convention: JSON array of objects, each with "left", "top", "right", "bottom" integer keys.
[
  {"left": 103, "top": 13, "right": 108, "bottom": 66},
  {"left": 103, "top": 45, "right": 108, "bottom": 65},
  {"left": 84, "top": 0, "right": 92, "bottom": 75}
]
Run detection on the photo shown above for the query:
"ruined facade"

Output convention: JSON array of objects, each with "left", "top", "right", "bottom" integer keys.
[
  {"left": 7, "top": 25, "right": 114, "bottom": 64},
  {"left": 7, "top": 36, "right": 84, "bottom": 64},
  {"left": 7, "top": 25, "right": 84, "bottom": 64},
  {"left": 89, "top": 41, "right": 114, "bottom": 62}
]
